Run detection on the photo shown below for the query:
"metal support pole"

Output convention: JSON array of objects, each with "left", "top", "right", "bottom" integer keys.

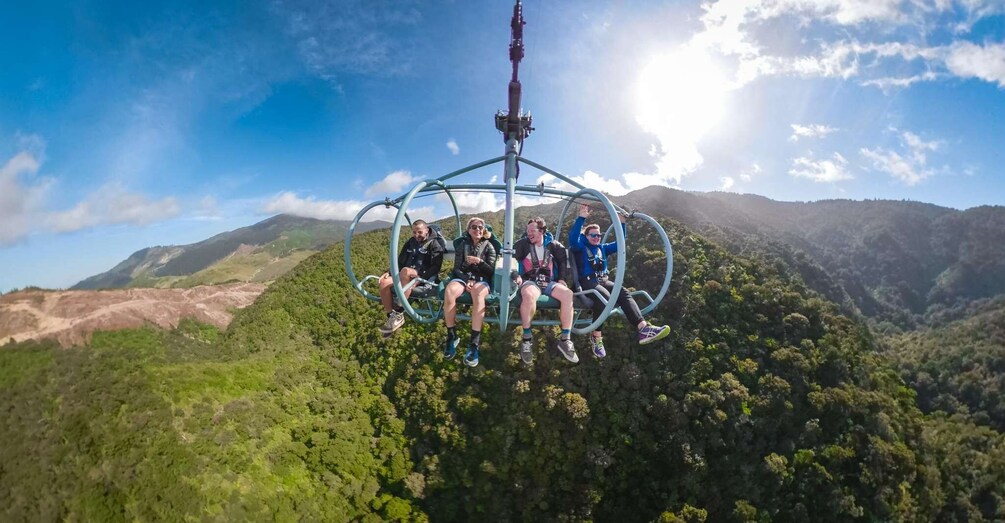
[{"left": 498, "top": 138, "right": 519, "bottom": 332}]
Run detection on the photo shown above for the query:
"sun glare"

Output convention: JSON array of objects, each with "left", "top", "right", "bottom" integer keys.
[{"left": 636, "top": 47, "right": 730, "bottom": 145}]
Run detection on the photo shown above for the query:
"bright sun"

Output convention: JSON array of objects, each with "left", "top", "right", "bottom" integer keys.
[{"left": 635, "top": 46, "right": 730, "bottom": 146}]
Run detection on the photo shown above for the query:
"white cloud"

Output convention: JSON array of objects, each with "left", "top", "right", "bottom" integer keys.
[
  {"left": 945, "top": 41, "right": 1005, "bottom": 87},
  {"left": 860, "top": 129, "right": 941, "bottom": 186},
  {"left": 1, "top": 138, "right": 186, "bottom": 245},
  {"left": 721, "top": 176, "right": 735, "bottom": 190},
  {"left": 45, "top": 184, "right": 181, "bottom": 233},
  {"left": 902, "top": 131, "right": 940, "bottom": 158},
  {"left": 955, "top": 0, "right": 1005, "bottom": 32},
  {"left": 0, "top": 151, "right": 49, "bottom": 245},
  {"left": 623, "top": 171, "right": 675, "bottom": 191},
  {"left": 789, "top": 124, "right": 838, "bottom": 142},
  {"left": 439, "top": 191, "right": 503, "bottom": 215},
  {"left": 535, "top": 170, "right": 633, "bottom": 196},
  {"left": 264, "top": 191, "right": 433, "bottom": 222},
  {"left": 788, "top": 153, "right": 853, "bottom": 183},
  {"left": 861, "top": 71, "right": 940, "bottom": 90},
  {"left": 693, "top": 0, "right": 1004, "bottom": 91},
  {"left": 739, "top": 163, "right": 762, "bottom": 182},
  {"left": 364, "top": 170, "right": 417, "bottom": 198},
  {"left": 634, "top": 45, "right": 733, "bottom": 185},
  {"left": 446, "top": 139, "right": 460, "bottom": 155},
  {"left": 860, "top": 148, "right": 930, "bottom": 185}
]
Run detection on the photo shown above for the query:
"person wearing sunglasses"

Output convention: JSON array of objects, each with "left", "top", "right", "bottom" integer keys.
[
  {"left": 377, "top": 220, "right": 446, "bottom": 337},
  {"left": 569, "top": 203, "right": 670, "bottom": 357},
  {"left": 443, "top": 217, "right": 497, "bottom": 367},
  {"left": 512, "top": 217, "right": 578, "bottom": 364}
]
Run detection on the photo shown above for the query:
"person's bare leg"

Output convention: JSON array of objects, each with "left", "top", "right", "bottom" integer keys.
[
  {"left": 443, "top": 281, "right": 464, "bottom": 328},
  {"left": 520, "top": 284, "right": 541, "bottom": 329},
  {"left": 470, "top": 284, "right": 489, "bottom": 331},
  {"left": 378, "top": 273, "right": 394, "bottom": 313}
]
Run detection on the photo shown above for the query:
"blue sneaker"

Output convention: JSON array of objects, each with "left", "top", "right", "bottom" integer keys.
[
  {"left": 444, "top": 333, "right": 459, "bottom": 360},
  {"left": 639, "top": 324, "right": 670, "bottom": 345},
  {"left": 464, "top": 345, "right": 479, "bottom": 367},
  {"left": 591, "top": 336, "right": 606, "bottom": 358}
]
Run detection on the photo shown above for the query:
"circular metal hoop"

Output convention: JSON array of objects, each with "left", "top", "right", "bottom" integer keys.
[
  {"left": 344, "top": 201, "right": 411, "bottom": 303},
  {"left": 555, "top": 188, "right": 626, "bottom": 335},
  {"left": 346, "top": 155, "right": 675, "bottom": 336}
]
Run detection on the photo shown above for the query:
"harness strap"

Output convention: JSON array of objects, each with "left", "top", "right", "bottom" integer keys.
[{"left": 527, "top": 242, "right": 553, "bottom": 279}]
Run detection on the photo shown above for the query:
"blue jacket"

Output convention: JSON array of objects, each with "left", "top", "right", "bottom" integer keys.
[{"left": 569, "top": 216, "right": 625, "bottom": 282}]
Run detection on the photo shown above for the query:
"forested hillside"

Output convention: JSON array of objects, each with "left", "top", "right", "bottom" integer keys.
[
  {"left": 3, "top": 217, "right": 1003, "bottom": 521},
  {"left": 611, "top": 188, "right": 1005, "bottom": 328},
  {"left": 68, "top": 189, "right": 1005, "bottom": 333},
  {"left": 885, "top": 298, "right": 1005, "bottom": 431}
]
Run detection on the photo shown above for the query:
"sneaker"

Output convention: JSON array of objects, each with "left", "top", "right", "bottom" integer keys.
[
  {"left": 378, "top": 312, "right": 395, "bottom": 335},
  {"left": 590, "top": 336, "right": 606, "bottom": 358},
  {"left": 464, "top": 345, "right": 479, "bottom": 367},
  {"left": 556, "top": 338, "right": 579, "bottom": 363},
  {"left": 388, "top": 310, "right": 405, "bottom": 333},
  {"left": 639, "top": 324, "right": 671, "bottom": 345},
  {"left": 443, "top": 333, "right": 459, "bottom": 360},
  {"left": 520, "top": 337, "right": 534, "bottom": 365}
]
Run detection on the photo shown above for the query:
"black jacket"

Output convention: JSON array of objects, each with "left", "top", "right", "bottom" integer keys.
[
  {"left": 393, "top": 230, "right": 445, "bottom": 281},
  {"left": 450, "top": 236, "right": 497, "bottom": 283},
  {"left": 513, "top": 233, "right": 571, "bottom": 284}
]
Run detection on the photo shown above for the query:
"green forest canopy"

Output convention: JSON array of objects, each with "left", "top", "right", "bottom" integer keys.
[{"left": 2, "top": 219, "right": 1004, "bottom": 521}]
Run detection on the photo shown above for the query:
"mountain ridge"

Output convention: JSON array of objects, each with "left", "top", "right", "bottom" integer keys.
[
  {"left": 71, "top": 214, "right": 388, "bottom": 290},
  {"left": 68, "top": 188, "right": 1005, "bottom": 330}
]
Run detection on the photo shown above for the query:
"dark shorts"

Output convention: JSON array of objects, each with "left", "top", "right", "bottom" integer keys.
[
  {"left": 448, "top": 278, "right": 490, "bottom": 289},
  {"left": 520, "top": 280, "right": 561, "bottom": 296}
]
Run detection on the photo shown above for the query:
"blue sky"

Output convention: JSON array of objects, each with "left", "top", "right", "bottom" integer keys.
[{"left": 2, "top": 0, "right": 1004, "bottom": 291}]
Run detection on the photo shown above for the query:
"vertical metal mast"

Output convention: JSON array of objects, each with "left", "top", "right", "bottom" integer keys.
[{"left": 496, "top": 0, "right": 533, "bottom": 333}]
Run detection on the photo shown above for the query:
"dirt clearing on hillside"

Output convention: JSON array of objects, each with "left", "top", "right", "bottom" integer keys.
[{"left": 0, "top": 283, "right": 266, "bottom": 348}]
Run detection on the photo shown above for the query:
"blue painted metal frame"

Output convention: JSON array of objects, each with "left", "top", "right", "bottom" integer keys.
[{"left": 343, "top": 154, "right": 674, "bottom": 335}]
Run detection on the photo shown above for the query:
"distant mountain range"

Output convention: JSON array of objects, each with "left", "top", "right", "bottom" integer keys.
[
  {"left": 72, "top": 215, "right": 388, "bottom": 290},
  {"left": 75, "top": 190, "right": 1005, "bottom": 329},
  {"left": 472, "top": 187, "right": 1005, "bottom": 328},
  {"left": 616, "top": 188, "right": 1005, "bottom": 328}
]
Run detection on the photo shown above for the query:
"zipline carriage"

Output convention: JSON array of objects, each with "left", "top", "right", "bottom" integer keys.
[{"left": 344, "top": 0, "right": 673, "bottom": 336}]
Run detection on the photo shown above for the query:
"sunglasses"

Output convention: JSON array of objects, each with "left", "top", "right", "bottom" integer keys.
[
  {"left": 588, "top": 233, "right": 602, "bottom": 239},
  {"left": 469, "top": 224, "right": 485, "bottom": 230}
]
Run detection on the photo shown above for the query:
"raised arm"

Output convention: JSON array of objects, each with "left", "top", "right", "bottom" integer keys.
[{"left": 569, "top": 203, "right": 590, "bottom": 250}]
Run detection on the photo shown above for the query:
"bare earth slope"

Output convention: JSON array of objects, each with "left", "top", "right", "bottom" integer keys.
[{"left": 0, "top": 283, "right": 265, "bottom": 347}]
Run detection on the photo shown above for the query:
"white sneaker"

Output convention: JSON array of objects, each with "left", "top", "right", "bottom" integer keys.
[{"left": 388, "top": 310, "right": 405, "bottom": 332}]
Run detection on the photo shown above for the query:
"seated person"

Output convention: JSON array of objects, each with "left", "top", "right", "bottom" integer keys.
[
  {"left": 569, "top": 204, "right": 671, "bottom": 358},
  {"left": 513, "top": 217, "right": 578, "bottom": 365},
  {"left": 377, "top": 220, "right": 444, "bottom": 336},
  {"left": 443, "top": 217, "right": 497, "bottom": 367}
]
